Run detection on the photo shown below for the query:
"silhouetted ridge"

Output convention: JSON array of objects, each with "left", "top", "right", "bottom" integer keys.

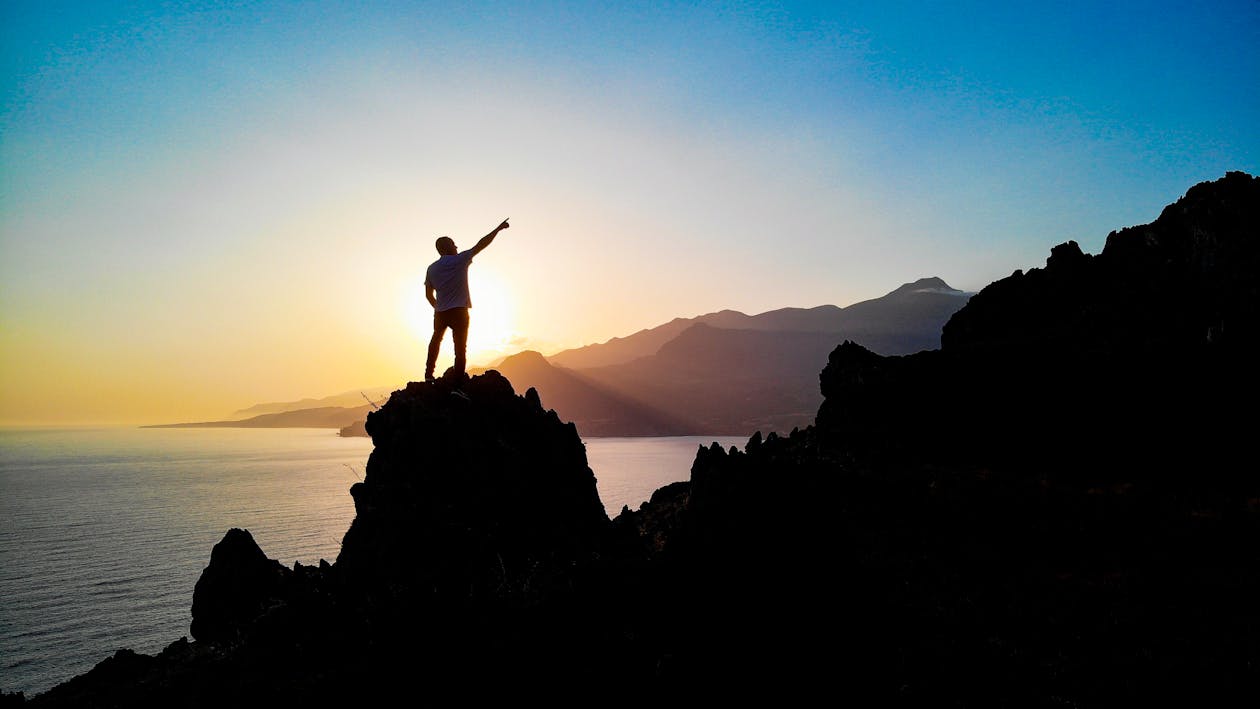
[
  {"left": 943, "top": 170, "right": 1260, "bottom": 354},
  {"left": 844, "top": 171, "right": 1260, "bottom": 474},
  {"left": 23, "top": 172, "right": 1257, "bottom": 707},
  {"left": 672, "top": 171, "right": 1260, "bottom": 703}
]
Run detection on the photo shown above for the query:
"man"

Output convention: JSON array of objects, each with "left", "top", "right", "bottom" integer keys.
[{"left": 424, "top": 218, "right": 510, "bottom": 382}]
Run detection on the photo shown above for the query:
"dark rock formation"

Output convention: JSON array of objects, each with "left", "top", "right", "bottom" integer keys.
[
  {"left": 943, "top": 170, "right": 1260, "bottom": 355},
  {"left": 25, "top": 370, "right": 633, "bottom": 706},
  {"left": 665, "top": 171, "right": 1260, "bottom": 703},
  {"left": 814, "top": 171, "right": 1260, "bottom": 483},
  {"left": 189, "top": 528, "right": 289, "bottom": 644},
  {"left": 23, "top": 172, "right": 1259, "bottom": 706},
  {"left": 337, "top": 418, "right": 366, "bottom": 437},
  {"left": 336, "top": 370, "right": 609, "bottom": 601}
]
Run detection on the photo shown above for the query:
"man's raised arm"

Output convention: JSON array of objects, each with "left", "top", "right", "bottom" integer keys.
[{"left": 468, "top": 219, "right": 510, "bottom": 257}]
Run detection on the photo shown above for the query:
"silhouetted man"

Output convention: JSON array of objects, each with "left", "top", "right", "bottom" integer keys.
[{"left": 424, "top": 218, "right": 510, "bottom": 382}]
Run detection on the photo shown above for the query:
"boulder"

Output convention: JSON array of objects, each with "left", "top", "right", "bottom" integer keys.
[
  {"left": 190, "top": 528, "right": 289, "bottom": 644},
  {"left": 336, "top": 369, "right": 609, "bottom": 602}
]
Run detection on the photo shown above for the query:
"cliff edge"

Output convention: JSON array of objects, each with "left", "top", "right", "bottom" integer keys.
[{"left": 20, "top": 172, "right": 1260, "bottom": 706}]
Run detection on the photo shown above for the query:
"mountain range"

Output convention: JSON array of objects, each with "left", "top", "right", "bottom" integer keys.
[
  {"left": 230, "top": 387, "right": 394, "bottom": 417},
  {"left": 547, "top": 276, "right": 969, "bottom": 368},
  {"left": 144, "top": 405, "right": 374, "bottom": 431},
  {"left": 153, "top": 276, "right": 970, "bottom": 436},
  {"left": 478, "top": 276, "right": 970, "bottom": 435}
]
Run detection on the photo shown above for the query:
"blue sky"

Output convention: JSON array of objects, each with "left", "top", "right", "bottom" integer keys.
[{"left": 2, "top": 1, "right": 1258, "bottom": 422}]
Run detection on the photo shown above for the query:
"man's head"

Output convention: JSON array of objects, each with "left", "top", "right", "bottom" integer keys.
[{"left": 435, "top": 236, "right": 457, "bottom": 256}]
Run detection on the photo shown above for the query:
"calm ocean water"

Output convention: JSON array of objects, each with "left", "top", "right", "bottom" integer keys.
[{"left": 0, "top": 427, "right": 745, "bottom": 697}]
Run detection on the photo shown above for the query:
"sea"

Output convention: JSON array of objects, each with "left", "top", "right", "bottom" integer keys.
[{"left": 0, "top": 426, "right": 748, "bottom": 697}]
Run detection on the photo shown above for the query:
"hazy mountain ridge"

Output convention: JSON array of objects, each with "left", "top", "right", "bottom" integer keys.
[
  {"left": 548, "top": 276, "right": 971, "bottom": 369},
  {"left": 146, "top": 405, "right": 373, "bottom": 430},
  {"left": 232, "top": 387, "right": 394, "bottom": 417},
  {"left": 569, "top": 324, "right": 837, "bottom": 434},
  {"left": 484, "top": 328, "right": 840, "bottom": 436}
]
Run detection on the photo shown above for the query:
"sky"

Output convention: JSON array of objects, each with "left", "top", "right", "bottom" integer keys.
[{"left": 2, "top": 0, "right": 1257, "bottom": 424}]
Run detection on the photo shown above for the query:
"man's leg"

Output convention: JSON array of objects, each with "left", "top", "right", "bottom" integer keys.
[
  {"left": 451, "top": 307, "right": 470, "bottom": 377},
  {"left": 425, "top": 313, "right": 448, "bottom": 381}
]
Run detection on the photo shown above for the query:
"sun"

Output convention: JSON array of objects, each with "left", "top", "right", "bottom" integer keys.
[
  {"left": 462, "top": 270, "right": 517, "bottom": 365},
  {"left": 404, "top": 266, "right": 519, "bottom": 370}
]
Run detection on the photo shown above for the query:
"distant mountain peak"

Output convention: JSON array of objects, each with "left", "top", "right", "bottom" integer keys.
[
  {"left": 468, "top": 349, "right": 552, "bottom": 378},
  {"left": 889, "top": 277, "right": 967, "bottom": 297},
  {"left": 499, "top": 349, "right": 548, "bottom": 366}
]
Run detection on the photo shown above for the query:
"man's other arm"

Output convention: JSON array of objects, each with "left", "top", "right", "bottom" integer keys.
[
  {"left": 425, "top": 282, "right": 437, "bottom": 309},
  {"left": 467, "top": 219, "right": 510, "bottom": 257}
]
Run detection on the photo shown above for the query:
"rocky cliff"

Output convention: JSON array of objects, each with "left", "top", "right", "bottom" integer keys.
[
  {"left": 19, "top": 172, "right": 1260, "bottom": 706},
  {"left": 666, "top": 171, "right": 1260, "bottom": 703},
  {"left": 336, "top": 371, "right": 609, "bottom": 599},
  {"left": 26, "top": 372, "right": 641, "bottom": 705},
  {"left": 817, "top": 171, "right": 1259, "bottom": 480}
]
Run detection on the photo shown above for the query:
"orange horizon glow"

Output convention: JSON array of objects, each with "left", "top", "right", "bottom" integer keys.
[{"left": 3, "top": 3, "right": 1254, "bottom": 426}]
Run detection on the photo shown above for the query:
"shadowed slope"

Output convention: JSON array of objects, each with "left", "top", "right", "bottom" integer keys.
[
  {"left": 652, "top": 171, "right": 1260, "bottom": 704},
  {"left": 579, "top": 324, "right": 837, "bottom": 434},
  {"left": 472, "top": 350, "right": 694, "bottom": 435}
]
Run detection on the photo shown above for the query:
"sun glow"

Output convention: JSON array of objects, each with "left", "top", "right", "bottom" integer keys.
[{"left": 403, "top": 265, "right": 519, "bottom": 372}]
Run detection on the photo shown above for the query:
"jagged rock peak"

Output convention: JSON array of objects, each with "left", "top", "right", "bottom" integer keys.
[
  {"left": 335, "top": 369, "right": 610, "bottom": 598},
  {"left": 190, "top": 528, "right": 288, "bottom": 644},
  {"left": 1101, "top": 170, "right": 1259, "bottom": 274},
  {"left": 1046, "top": 240, "right": 1089, "bottom": 270},
  {"left": 942, "top": 171, "right": 1260, "bottom": 354}
]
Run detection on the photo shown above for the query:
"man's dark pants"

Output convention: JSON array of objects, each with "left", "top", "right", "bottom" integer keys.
[{"left": 426, "top": 307, "right": 469, "bottom": 380}]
